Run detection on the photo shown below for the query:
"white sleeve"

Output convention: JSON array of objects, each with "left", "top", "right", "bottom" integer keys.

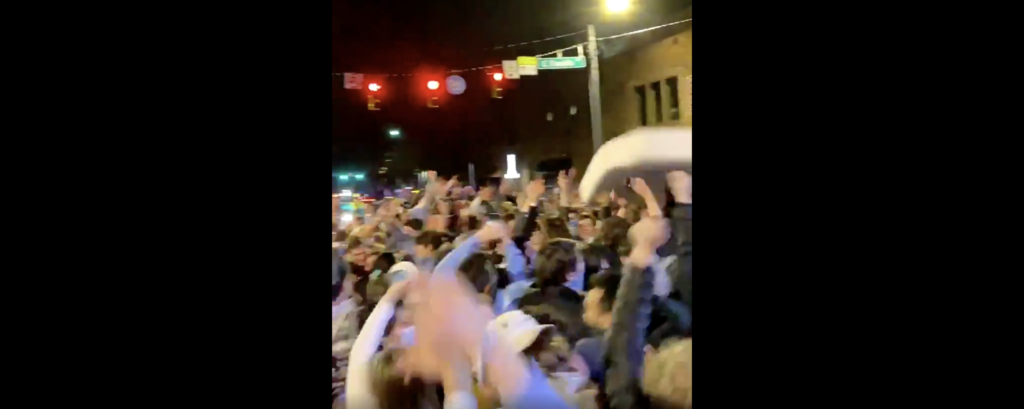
[
  {"left": 345, "top": 301, "right": 396, "bottom": 409},
  {"left": 444, "top": 391, "right": 478, "bottom": 409}
]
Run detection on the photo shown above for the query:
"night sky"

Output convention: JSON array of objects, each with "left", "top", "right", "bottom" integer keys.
[{"left": 332, "top": 0, "right": 691, "bottom": 184}]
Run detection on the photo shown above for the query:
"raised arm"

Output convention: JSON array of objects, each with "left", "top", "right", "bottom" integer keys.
[
  {"left": 346, "top": 281, "right": 410, "bottom": 409},
  {"left": 433, "top": 222, "right": 509, "bottom": 278},
  {"left": 604, "top": 217, "right": 670, "bottom": 409}
]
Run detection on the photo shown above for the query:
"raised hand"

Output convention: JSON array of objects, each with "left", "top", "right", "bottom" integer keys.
[
  {"left": 630, "top": 177, "right": 654, "bottom": 200},
  {"left": 628, "top": 216, "right": 670, "bottom": 252},
  {"left": 557, "top": 170, "right": 570, "bottom": 190},
  {"left": 666, "top": 171, "right": 692, "bottom": 204},
  {"left": 526, "top": 179, "right": 545, "bottom": 202},
  {"left": 476, "top": 220, "right": 510, "bottom": 242}
]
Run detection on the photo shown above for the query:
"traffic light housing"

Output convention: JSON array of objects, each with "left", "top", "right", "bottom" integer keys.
[
  {"left": 367, "top": 82, "right": 382, "bottom": 111},
  {"left": 491, "top": 73, "right": 503, "bottom": 99},
  {"left": 426, "top": 80, "right": 441, "bottom": 108}
]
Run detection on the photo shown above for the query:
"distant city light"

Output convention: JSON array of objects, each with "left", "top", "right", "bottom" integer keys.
[
  {"left": 504, "top": 154, "right": 521, "bottom": 179},
  {"left": 427, "top": 80, "right": 440, "bottom": 90},
  {"left": 606, "top": 0, "right": 629, "bottom": 13}
]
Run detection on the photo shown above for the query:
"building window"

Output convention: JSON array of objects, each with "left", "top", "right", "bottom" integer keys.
[
  {"left": 634, "top": 85, "right": 647, "bottom": 126},
  {"left": 651, "top": 81, "right": 663, "bottom": 124},
  {"left": 666, "top": 76, "right": 680, "bottom": 121}
]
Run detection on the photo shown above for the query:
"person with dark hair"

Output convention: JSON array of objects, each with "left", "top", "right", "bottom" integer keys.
[
  {"left": 413, "top": 230, "right": 445, "bottom": 272},
  {"left": 516, "top": 241, "right": 586, "bottom": 345},
  {"left": 457, "top": 252, "right": 499, "bottom": 304},
  {"left": 576, "top": 214, "right": 598, "bottom": 244},
  {"left": 573, "top": 271, "right": 622, "bottom": 385}
]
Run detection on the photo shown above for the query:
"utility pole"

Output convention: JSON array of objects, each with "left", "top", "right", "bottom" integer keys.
[{"left": 587, "top": 24, "right": 604, "bottom": 154}]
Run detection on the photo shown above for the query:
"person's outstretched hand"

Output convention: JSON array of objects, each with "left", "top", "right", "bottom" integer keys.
[
  {"left": 630, "top": 177, "right": 654, "bottom": 200},
  {"left": 667, "top": 171, "right": 692, "bottom": 204},
  {"left": 398, "top": 275, "right": 494, "bottom": 382},
  {"left": 476, "top": 220, "right": 510, "bottom": 242},
  {"left": 627, "top": 216, "right": 670, "bottom": 267},
  {"left": 557, "top": 170, "right": 570, "bottom": 191},
  {"left": 526, "top": 179, "right": 545, "bottom": 203}
]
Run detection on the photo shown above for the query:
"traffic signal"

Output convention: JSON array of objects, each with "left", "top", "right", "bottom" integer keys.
[
  {"left": 426, "top": 80, "right": 440, "bottom": 108},
  {"left": 491, "top": 73, "right": 503, "bottom": 99},
  {"left": 367, "top": 82, "right": 382, "bottom": 111}
]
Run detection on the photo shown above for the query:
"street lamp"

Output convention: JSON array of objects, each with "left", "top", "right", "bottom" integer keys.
[
  {"left": 605, "top": 0, "right": 629, "bottom": 13},
  {"left": 388, "top": 129, "right": 400, "bottom": 136}
]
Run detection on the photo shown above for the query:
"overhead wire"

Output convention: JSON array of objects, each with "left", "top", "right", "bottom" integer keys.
[
  {"left": 333, "top": 18, "right": 691, "bottom": 77},
  {"left": 596, "top": 18, "right": 691, "bottom": 41},
  {"left": 482, "top": 29, "right": 586, "bottom": 50}
]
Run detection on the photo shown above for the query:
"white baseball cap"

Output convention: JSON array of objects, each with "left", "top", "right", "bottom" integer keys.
[{"left": 486, "top": 310, "right": 555, "bottom": 353}]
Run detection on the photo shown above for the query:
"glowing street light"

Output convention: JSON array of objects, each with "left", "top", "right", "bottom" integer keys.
[
  {"left": 492, "top": 73, "right": 503, "bottom": 81},
  {"left": 503, "top": 154, "right": 521, "bottom": 179},
  {"left": 388, "top": 129, "right": 400, "bottom": 136},
  {"left": 427, "top": 80, "right": 440, "bottom": 90},
  {"left": 368, "top": 83, "right": 381, "bottom": 92},
  {"left": 606, "top": 0, "right": 629, "bottom": 13}
]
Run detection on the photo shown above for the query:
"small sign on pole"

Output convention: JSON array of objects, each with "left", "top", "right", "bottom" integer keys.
[
  {"left": 516, "top": 56, "right": 538, "bottom": 76},
  {"left": 502, "top": 60, "right": 520, "bottom": 79},
  {"left": 538, "top": 57, "right": 587, "bottom": 70},
  {"left": 343, "top": 73, "right": 364, "bottom": 89}
]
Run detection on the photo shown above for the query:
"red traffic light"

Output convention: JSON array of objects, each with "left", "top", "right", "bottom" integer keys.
[
  {"left": 493, "top": 73, "right": 503, "bottom": 81},
  {"left": 427, "top": 80, "right": 440, "bottom": 90},
  {"left": 368, "top": 83, "right": 381, "bottom": 92}
]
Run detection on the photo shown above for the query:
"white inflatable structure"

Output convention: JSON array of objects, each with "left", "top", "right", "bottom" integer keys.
[{"left": 578, "top": 127, "right": 692, "bottom": 206}]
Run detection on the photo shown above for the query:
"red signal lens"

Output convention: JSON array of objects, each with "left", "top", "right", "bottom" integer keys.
[
  {"left": 493, "top": 73, "right": 503, "bottom": 81},
  {"left": 368, "top": 83, "right": 381, "bottom": 92},
  {"left": 427, "top": 81, "right": 440, "bottom": 90}
]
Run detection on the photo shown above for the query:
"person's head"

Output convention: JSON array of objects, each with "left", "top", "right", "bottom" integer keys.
[
  {"left": 371, "top": 252, "right": 397, "bottom": 276},
  {"left": 405, "top": 218, "right": 424, "bottom": 234},
  {"left": 583, "top": 271, "right": 621, "bottom": 330},
  {"left": 543, "top": 217, "right": 573, "bottom": 240},
  {"left": 414, "top": 231, "right": 444, "bottom": 260},
  {"left": 642, "top": 339, "right": 692, "bottom": 409},
  {"left": 346, "top": 237, "right": 370, "bottom": 271},
  {"left": 577, "top": 214, "right": 597, "bottom": 241},
  {"left": 529, "top": 229, "right": 547, "bottom": 251},
  {"left": 502, "top": 212, "right": 517, "bottom": 230},
  {"left": 457, "top": 252, "right": 498, "bottom": 303},
  {"left": 599, "top": 216, "right": 632, "bottom": 262},
  {"left": 370, "top": 350, "right": 441, "bottom": 409},
  {"left": 487, "top": 310, "right": 568, "bottom": 372},
  {"left": 533, "top": 240, "right": 577, "bottom": 288}
]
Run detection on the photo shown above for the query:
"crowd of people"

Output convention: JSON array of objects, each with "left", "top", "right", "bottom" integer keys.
[{"left": 332, "top": 168, "right": 692, "bottom": 409}]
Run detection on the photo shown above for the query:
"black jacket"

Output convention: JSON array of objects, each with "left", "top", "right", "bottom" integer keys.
[
  {"left": 512, "top": 205, "right": 540, "bottom": 255},
  {"left": 661, "top": 203, "right": 692, "bottom": 308},
  {"left": 603, "top": 263, "right": 654, "bottom": 409}
]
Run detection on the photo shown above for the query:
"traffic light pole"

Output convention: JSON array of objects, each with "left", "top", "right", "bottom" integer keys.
[{"left": 587, "top": 24, "right": 604, "bottom": 154}]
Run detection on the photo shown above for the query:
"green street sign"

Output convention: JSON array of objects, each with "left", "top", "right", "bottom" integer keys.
[{"left": 538, "top": 56, "right": 587, "bottom": 70}]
